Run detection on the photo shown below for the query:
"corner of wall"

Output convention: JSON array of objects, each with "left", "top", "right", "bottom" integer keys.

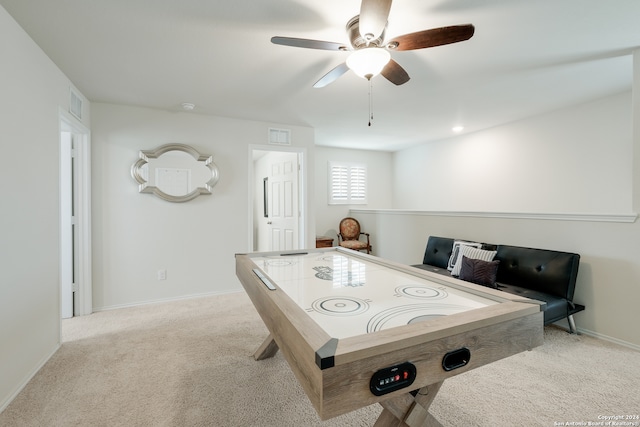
[{"left": 632, "top": 49, "right": 640, "bottom": 213}]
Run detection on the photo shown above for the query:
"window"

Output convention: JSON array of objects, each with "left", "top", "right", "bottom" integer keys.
[{"left": 328, "top": 161, "right": 367, "bottom": 205}]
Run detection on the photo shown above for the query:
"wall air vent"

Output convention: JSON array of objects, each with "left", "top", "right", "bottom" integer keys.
[
  {"left": 268, "top": 128, "right": 291, "bottom": 146},
  {"left": 70, "top": 89, "right": 82, "bottom": 120}
]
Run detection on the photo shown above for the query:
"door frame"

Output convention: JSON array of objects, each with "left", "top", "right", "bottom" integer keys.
[
  {"left": 248, "top": 145, "right": 308, "bottom": 252},
  {"left": 59, "top": 109, "right": 92, "bottom": 317}
]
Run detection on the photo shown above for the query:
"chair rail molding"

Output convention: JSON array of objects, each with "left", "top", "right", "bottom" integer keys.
[{"left": 349, "top": 209, "right": 637, "bottom": 224}]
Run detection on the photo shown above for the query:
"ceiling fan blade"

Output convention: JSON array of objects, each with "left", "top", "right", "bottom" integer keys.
[
  {"left": 271, "top": 36, "right": 347, "bottom": 51},
  {"left": 381, "top": 59, "right": 410, "bottom": 85},
  {"left": 359, "top": 0, "right": 392, "bottom": 41},
  {"left": 387, "top": 24, "right": 475, "bottom": 51},
  {"left": 313, "top": 63, "right": 350, "bottom": 88}
]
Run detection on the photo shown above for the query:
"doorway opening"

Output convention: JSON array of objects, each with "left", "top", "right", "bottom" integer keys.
[
  {"left": 249, "top": 146, "right": 306, "bottom": 252},
  {"left": 60, "top": 111, "right": 92, "bottom": 318}
]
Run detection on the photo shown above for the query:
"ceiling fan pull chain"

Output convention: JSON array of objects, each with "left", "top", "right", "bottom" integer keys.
[{"left": 368, "top": 78, "right": 373, "bottom": 127}]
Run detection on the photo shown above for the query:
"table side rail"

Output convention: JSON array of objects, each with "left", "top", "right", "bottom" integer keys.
[
  {"left": 333, "top": 299, "right": 542, "bottom": 366},
  {"left": 318, "top": 310, "right": 544, "bottom": 420}
]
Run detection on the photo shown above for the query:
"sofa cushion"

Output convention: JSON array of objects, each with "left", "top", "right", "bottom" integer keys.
[
  {"left": 412, "top": 263, "right": 449, "bottom": 276},
  {"left": 421, "top": 236, "right": 455, "bottom": 269},
  {"left": 496, "top": 283, "right": 574, "bottom": 324},
  {"left": 451, "top": 245, "right": 497, "bottom": 276},
  {"left": 447, "top": 240, "right": 482, "bottom": 271},
  {"left": 459, "top": 256, "right": 500, "bottom": 288},
  {"left": 494, "top": 245, "right": 580, "bottom": 300}
]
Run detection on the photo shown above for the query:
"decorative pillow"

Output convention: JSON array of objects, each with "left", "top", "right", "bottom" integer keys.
[
  {"left": 447, "top": 240, "right": 482, "bottom": 271},
  {"left": 459, "top": 256, "right": 500, "bottom": 288},
  {"left": 451, "top": 245, "right": 497, "bottom": 277}
]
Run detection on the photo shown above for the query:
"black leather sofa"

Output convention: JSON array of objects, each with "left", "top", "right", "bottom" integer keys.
[{"left": 413, "top": 236, "right": 585, "bottom": 333}]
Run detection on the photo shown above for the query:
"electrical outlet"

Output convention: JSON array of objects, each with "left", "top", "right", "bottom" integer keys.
[{"left": 157, "top": 269, "right": 166, "bottom": 280}]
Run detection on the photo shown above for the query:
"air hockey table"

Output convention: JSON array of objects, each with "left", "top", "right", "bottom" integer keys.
[{"left": 235, "top": 247, "right": 544, "bottom": 426}]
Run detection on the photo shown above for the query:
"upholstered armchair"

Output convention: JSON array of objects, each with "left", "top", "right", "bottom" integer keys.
[{"left": 337, "top": 217, "right": 371, "bottom": 254}]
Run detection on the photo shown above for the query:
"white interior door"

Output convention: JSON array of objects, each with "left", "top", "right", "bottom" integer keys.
[
  {"left": 60, "top": 131, "right": 74, "bottom": 319},
  {"left": 268, "top": 153, "right": 299, "bottom": 251},
  {"left": 60, "top": 111, "right": 92, "bottom": 318}
]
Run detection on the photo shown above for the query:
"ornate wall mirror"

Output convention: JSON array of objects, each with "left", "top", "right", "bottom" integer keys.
[{"left": 131, "top": 143, "right": 220, "bottom": 202}]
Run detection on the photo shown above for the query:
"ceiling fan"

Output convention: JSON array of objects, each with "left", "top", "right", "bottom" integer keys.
[{"left": 271, "top": 0, "right": 475, "bottom": 88}]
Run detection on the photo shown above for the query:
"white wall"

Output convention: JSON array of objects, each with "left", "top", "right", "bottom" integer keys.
[
  {"left": 0, "top": 5, "right": 90, "bottom": 411},
  {"left": 353, "top": 92, "right": 640, "bottom": 348},
  {"left": 393, "top": 93, "right": 632, "bottom": 214},
  {"left": 91, "top": 103, "right": 314, "bottom": 310},
  {"left": 314, "top": 146, "right": 393, "bottom": 252}
]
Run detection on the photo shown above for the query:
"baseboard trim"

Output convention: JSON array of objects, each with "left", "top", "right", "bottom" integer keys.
[
  {"left": 577, "top": 328, "right": 640, "bottom": 351},
  {"left": 0, "top": 343, "right": 61, "bottom": 414},
  {"left": 92, "top": 289, "right": 244, "bottom": 313},
  {"left": 548, "top": 322, "right": 639, "bottom": 351}
]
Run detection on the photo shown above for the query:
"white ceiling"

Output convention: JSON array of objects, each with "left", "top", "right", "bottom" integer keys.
[{"left": 2, "top": 0, "right": 639, "bottom": 151}]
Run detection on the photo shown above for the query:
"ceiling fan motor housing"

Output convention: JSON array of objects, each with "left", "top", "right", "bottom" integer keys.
[{"left": 347, "top": 16, "right": 386, "bottom": 49}]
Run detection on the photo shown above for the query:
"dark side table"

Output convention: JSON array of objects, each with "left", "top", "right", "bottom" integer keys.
[{"left": 315, "top": 236, "right": 334, "bottom": 248}]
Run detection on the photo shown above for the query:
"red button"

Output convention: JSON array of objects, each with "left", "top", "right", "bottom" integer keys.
[
  {"left": 395, "top": 374, "right": 400, "bottom": 381},
  {"left": 403, "top": 371, "right": 409, "bottom": 380}
]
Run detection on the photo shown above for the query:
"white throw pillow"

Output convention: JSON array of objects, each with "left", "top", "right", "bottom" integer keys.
[
  {"left": 451, "top": 245, "right": 497, "bottom": 277},
  {"left": 447, "top": 240, "right": 482, "bottom": 271}
]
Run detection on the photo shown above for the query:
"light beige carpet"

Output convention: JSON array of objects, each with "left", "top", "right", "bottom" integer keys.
[{"left": 1, "top": 292, "right": 638, "bottom": 427}]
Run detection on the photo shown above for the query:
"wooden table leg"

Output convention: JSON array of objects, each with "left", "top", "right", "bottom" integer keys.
[
  {"left": 374, "top": 408, "right": 404, "bottom": 427},
  {"left": 376, "top": 382, "right": 444, "bottom": 427},
  {"left": 253, "top": 333, "right": 279, "bottom": 360}
]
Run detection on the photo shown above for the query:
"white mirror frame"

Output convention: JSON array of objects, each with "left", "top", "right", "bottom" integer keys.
[{"left": 131, "top": 143, "right": 220, "bottom": 203}]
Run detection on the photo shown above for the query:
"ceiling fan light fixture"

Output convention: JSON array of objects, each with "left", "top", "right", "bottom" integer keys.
[{"left": 346, "top": 48, "right": 391, "bottom": 80}]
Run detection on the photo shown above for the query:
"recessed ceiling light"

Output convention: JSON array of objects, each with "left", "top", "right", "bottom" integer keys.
[
  {"left": 181, "top": 102, "right": 195, "bottom": 111},
  {"left": 452, "top": 125, "right": 464, "bottom": 133}
]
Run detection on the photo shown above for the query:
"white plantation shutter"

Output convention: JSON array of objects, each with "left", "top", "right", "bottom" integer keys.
[
  {"left": 350, "top": 166, "right": 366, "bottom": 202},
  {"left": 330, "top": 164, "right": 349, "bottom": 202},
  {"left": 328, "top": 162, "right": 367, "bottom": 205}
]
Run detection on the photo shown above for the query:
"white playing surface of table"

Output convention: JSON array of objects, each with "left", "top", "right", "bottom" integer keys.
[{"left": 251, "top": 251, "right": 497, "bottom": 339}]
